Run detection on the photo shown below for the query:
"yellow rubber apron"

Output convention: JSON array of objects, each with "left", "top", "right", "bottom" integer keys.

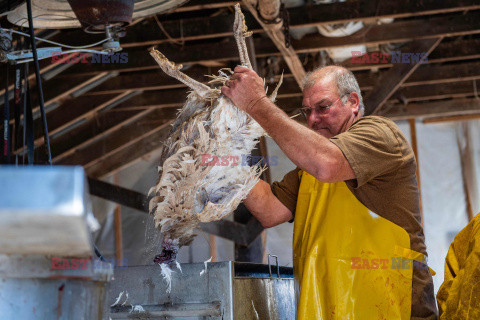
[{"left": 293, "top": 170, "right": 422, "bottom": 319}]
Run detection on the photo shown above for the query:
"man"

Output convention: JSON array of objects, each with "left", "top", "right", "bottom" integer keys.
[
  {"left": 222, "top": 65, "right": 437, "bottom": 319},
  {"left": 437, "top": 212, "right": 480, "bottom": 319}
]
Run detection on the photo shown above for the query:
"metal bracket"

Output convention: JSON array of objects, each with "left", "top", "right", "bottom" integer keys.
[{"left": 268, "top": 254, "right": 280, "bottom": 278}]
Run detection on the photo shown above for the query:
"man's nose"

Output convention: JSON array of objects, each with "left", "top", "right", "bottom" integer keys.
[{"left": 308, "top": 111, "right": 323, "bottom": 122}]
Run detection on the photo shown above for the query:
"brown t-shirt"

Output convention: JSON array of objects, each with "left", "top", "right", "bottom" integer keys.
[{"left": 271, "top": 115, "right": 437, "bottom": 319}]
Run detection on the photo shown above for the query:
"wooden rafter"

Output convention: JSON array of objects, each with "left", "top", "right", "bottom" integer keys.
[
  {"left": 12, "top": 60, "right": 480, "bottom": 158},
  {"left": 46, "top": 1, "right": 480, "bottom": 50},
  {"left": 54, "top": 108, "right": 177, "bottom": 165},
  {"left": 85, "top": 121, "right": 173, "bottom": 178},
  {"left": 78, "top": 97, "right": 480, "bottom": 179},
  {"left": 14, "top": 90, "right": 140, "bottom": 154},
  {"left": 243, "top": 0, "right": 305, "bottom": 87},
  {"left": 46, "top": 11, "right": 480, "bottom": 80},
  {"left": 382, "top": 98, "right": 480, "bottom": 120},
  {"left": 2, "top": 0, "right": 479, "bottom": 174},
  {"left": 394, "top": 81, "right": 480, "bottom": 104},
  {"left": 365, "top": 38, "right": 442, "bottom": 115},
  {"left": 423, "top": 114, "right": 480, "bottom": 124}
]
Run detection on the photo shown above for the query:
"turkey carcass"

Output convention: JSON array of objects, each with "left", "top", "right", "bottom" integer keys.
[{"left": 148, "top": 4, "right": 282, "bottom": 266}]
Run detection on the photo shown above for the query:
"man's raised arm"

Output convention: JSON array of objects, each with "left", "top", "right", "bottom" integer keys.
[{"left": 244, "top": 180, "right": 293, "bottom": 228}]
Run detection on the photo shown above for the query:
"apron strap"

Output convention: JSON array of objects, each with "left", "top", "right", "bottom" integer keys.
[{"left": 394, "top": 246, "right": 436, "bottom": 276}]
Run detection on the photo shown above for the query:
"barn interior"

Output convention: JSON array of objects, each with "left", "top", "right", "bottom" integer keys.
[{"left": 1, "top": 0, "right": 480, "bottom": 319}]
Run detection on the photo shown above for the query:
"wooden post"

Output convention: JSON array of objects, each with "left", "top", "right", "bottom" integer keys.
[
  {"left": 457, "top": 122, "right": 477, "bottom": 221},
  {"left": 113, "top": 175, "right": 124, "bottom": 266},
  {"left": 234, "top": 204, "right": 265, "bottom": 262},
  {"left": 409, "top": 118, "right": 424, "bottom": 226},
  {"left": 209, "top": 234, "right": 217, "bottom": 262}
]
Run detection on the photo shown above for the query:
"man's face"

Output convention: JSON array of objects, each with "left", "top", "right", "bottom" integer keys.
[{"left": 302, "top": 78, "right": 358, "bottom": 138}]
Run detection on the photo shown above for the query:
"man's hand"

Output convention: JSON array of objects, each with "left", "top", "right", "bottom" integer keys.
[{"left": 221, "top": 65, "right": 268, "bottom": 114}]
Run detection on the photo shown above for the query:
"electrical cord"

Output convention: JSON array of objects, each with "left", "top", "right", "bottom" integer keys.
[
  {"left": 0, "top": 27, "right": 112, "bottom": 49},
  {"left": 14, "top": 48, "right": 111, "bottom": 64},
  {"left": 26, "top": 0, "right": 51, "bottom": 165}
]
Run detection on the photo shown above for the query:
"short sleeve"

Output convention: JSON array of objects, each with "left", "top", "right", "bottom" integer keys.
[
  {"left": 330, "top": 116, "right": 405, "bottom": 188},
  {"left": 271, "top": 167, "right": 300, "bottom": 216}
]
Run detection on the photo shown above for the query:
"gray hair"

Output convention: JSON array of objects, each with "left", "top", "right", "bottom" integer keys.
[{"left": 302, "top": 66, "right": 365, "bottom": 116}]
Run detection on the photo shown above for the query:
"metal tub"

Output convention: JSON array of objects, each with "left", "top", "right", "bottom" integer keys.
[
  {"left": 0, "top": 166, "right": 112, "bottom": 320},
  {"left": 107, "top": 260, "right": 295, "bottom": 319}
]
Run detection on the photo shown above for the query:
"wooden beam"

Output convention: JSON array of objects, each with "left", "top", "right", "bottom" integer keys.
[
  {"left": 39, "top": 71, "right": 479, "bottom": 154},
  {"left": 234, "top": 203, "right": 265, "bottom": 262},
  {"left": 286, "top": 0, "right": 480, "bottom": 26},
  {"left": 394, "top": 81, "right": 480, "bottom": 103},
  {"left": 365, "top": 38, "right": 442, "bottom": 115},
  {"left": 290, "top": 12, "right": 480, "bottom": 54},
  {"left": 244, "top": 0, "right": 306, "bottom": 87},
  {"left": 49, "top": 1, "right": 480, "bottom": 51},
  {"left": 422, "top": 113, "right": 480, "bottom": 124},
  {"left": 88, "top": 176, "right": 264, "bottom": 245},
  {"left": 53, "top": 11, "right": 480, "bottom": 78},
  {"left": 168, "top": 0, "right": 237, "bottom": 12},
  {"left": 82, "top": 62, "right": 480, "bottom": 102},
  {"left": 428, "top": 38, "right": 480, "bottom": 64},
  {"left": 23, "top": 87, "right": 187, "bottom": 153},
  {"left": 85, "top": 121, "right": 173, "bottom": 178},
  {"left": 55, "top": 108, "right": 176, "bottom": 166},
  {"left": 48, "top": 38, "right": 480, "bottom": 82},
  {"left": 5, "top": 72, "right": 117, "bottom": 125},
  {"left": 173, "top": 0, "right": 480, "bottom": 17},
  {"left": 23, "top": 61, "right": 480, "bottom": 158},
  {"left": 28, "top": 94, "right": 116, "bottom": 145},
  {"left": 456, "top": 124, "right": 475, "bottom": 222},
  {"left": 0, "top": 50, "right": 79, "bottom": 102},
  {"left": 113, "top": 174, "right": 124, "bottom": 266},
  {"left": 87, "top": 177, "right": 149, "bottom": 212},
  {"left": 402, "top": 61, "right": 480, "bottom": 87},
  {"left": 382, "top": 98, "right": 480, "bottom": 120},
  {"left": 48, "top": 108, "right": 154, "bottom": 160},
  {"left": 86, "top": 67, "right": 211, "bottom": 95},
  {"left": 342, "top": 38, "right": 480, "bottom": 71},
  {"left": 15, "top": 91, "right": 139, "bottom": 154},
  {"left": 200, "top": 213, "right": 264, "bottom": 247},
  {"left": 409, "top": 119, "right": 423, "bottom": 227},
  {"left": 457, "top": 122, "right": 479, "bottom": 220},
  {"left": 209, "top": 234, "right": 217, "bottom": 262}
]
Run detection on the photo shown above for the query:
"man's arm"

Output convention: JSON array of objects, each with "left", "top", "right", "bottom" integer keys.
[
  {"left": 221, "top": 66, "right": 355, "bottom": 182},
  {"left": 244, "top": 180, "right": 293, "bottom": 228},
  {"left": 250, "top": 99, "right": 354, "bottom": 182}
]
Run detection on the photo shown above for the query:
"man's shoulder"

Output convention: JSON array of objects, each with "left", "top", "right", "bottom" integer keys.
[
  {"left": 349, "top": 115, "right": 405, "bottom": 141},
  {"left": 352, "top": 115, "right": 398, "bottom": 129}
]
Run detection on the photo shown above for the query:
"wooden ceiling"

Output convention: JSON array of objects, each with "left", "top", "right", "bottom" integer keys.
[{"left": 2, "top": 0, "right": 480, "bottom": 178}]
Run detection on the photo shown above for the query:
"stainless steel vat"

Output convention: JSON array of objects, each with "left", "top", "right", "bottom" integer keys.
[
  {"left": 107, "top": 260, "right": 295, "bottom": 319},
  {"left": 0, "top": 166, "right": 112, "bottom": 320}
]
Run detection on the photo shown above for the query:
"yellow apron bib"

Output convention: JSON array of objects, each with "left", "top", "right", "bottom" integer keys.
[{"left": 293, "top": 170, "right": 423, "bottom": 319}]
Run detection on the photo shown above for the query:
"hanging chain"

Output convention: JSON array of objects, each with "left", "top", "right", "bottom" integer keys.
[
  {"left": 281, "top": 3, "right": 291, "bottom": 48},
  {"left": 254, "top": 2, "right": 291, "bottom": 48}
]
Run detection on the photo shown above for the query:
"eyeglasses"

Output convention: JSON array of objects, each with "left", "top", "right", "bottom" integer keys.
[{"left": 298, "top": 94, "right": 346, "bottom": 119}]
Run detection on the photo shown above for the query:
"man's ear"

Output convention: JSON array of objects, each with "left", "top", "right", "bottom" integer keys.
[{"left": 349, "top": 92, "right": 360, "bottom": 114}]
